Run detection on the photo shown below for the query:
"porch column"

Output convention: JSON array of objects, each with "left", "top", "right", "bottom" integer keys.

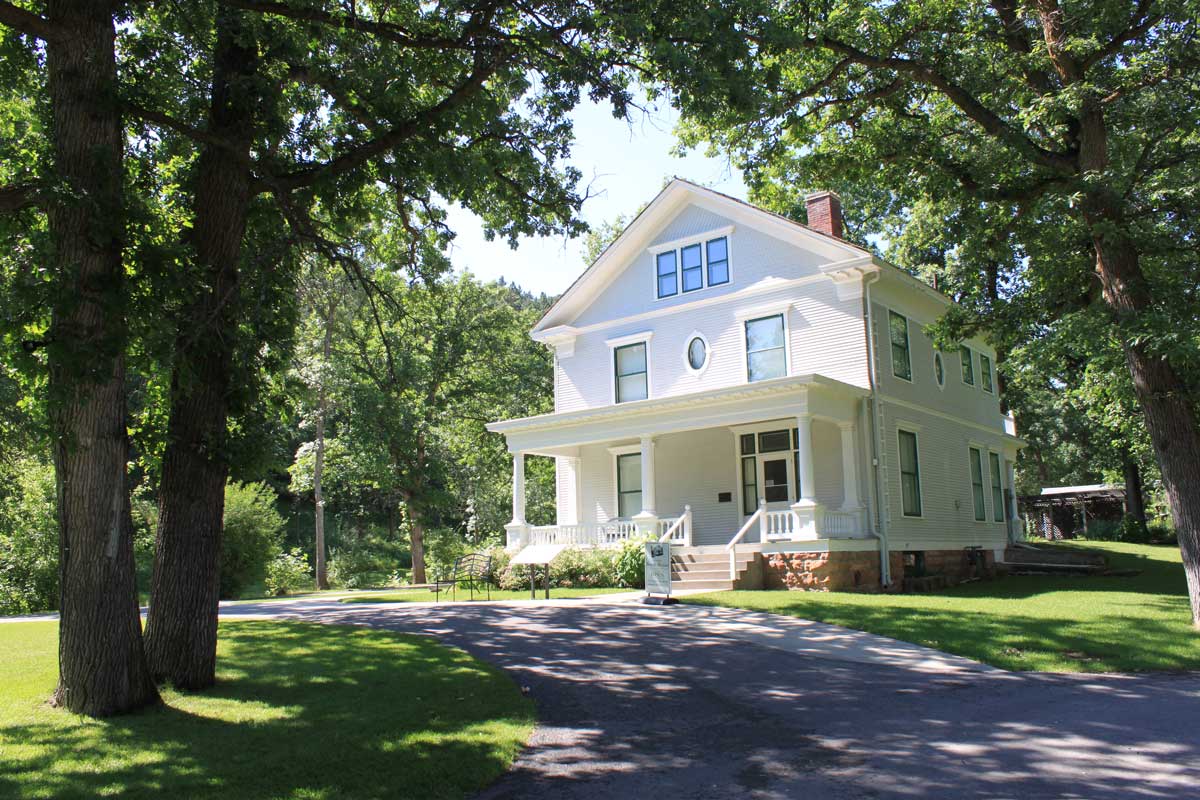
[
  {"left": 794, "top": 414, "right": 818, "bottom": 507},
  {"left": 633, "top": 435, "right": 659, "bottom": 535},
  {"left": 792, "top": 414, "right": 822, "bottom": 538},
  {"left": 839, "top": 422, "right": 862, "bottom": 510},
  {"left": 504, "top": 451, "right": 529, "bottom": 550}
]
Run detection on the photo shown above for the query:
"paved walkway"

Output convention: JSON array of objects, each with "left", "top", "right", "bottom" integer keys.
[{"left": 225, "top": 595, "right": 1200, "bottom": 799}]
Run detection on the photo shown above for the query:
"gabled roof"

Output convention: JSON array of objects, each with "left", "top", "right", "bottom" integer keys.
[{"left": 534, "top": 178, "right": 880, "bottom": 333}]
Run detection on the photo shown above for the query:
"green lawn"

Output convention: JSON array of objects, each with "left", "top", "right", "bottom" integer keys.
[
  {"left": 685, "top": 541, "right": 1200, "bottom": 673},
  {"left": 0, "top": 620, "right": 534, "bottom": 799},
  {"left": 341, "top": 587, "right": 632, "bottom": 604}
]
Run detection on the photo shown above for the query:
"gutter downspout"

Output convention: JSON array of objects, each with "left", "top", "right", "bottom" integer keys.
[{"left": 862, "top": 272, "right": 891, "bottom": 586}]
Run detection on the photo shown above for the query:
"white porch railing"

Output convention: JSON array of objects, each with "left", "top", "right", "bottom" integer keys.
[
  {"left": 762, "top": 509, "right": 796, "bottom": 539},
  {"left": 821, "top": 509, "right": 860, "bottom": 536},
  {"left": 525, "top": 508, "right": 692, "bottom": 549}
]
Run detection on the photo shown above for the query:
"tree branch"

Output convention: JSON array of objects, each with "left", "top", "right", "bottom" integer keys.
[
  {"left": 0, "top": 1, "right": 59, "bottom": 41},
  {"left": 0, "top": 182, "right": 42, "bottom": 213},
  {"left": 125, "top": 101, "right": 251, "bottom": 163},
  {"left": 1083, "top": 0, "right": 1161, "bottom": 71},
  {"left": 806, "top": 35, "right": 1077, "bottom": 172},
  {"left": 215, "top": 0, "right": 475, "bottom": 50}
]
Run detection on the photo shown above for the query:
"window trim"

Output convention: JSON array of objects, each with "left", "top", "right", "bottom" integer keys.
[
  {"left": 741, "top": 311, "right": 790, "bottom": 384},
  {"left": 989, "top": 450, "right": 1005, "bottom": 522},
  {"left": 613, "top": 451, "right": 642, "bottom": 520},
  {"left": 968, "top": 446, "right": 987, "bottom": 522},
  {"left": 980, "top": 353, "right": 994, "bottom": 394},
  {"left": 960, "top": 345, "right": 976, "bottom": 387},
  {"left": 648, "top": 226, "right": 735, "bottom": 303},
  {"left": 682, "top": 330, "right": 711, "bottom": 376},
  {"left": 888, "top": 309, "right": 913, "bottom": 382},
  {"left": 897, "top": 428, "right": 924, "bottom": 518}
]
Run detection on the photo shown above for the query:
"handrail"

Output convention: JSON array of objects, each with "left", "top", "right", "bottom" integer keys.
[
  {"left": 725, "top": 501, "right": 766, "bottom": 581},
  {"left": 658, "top": 504, "right": 692, "bottom": 543}
]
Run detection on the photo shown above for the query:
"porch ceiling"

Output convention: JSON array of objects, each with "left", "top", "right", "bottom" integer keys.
[{"left": 488, "top": 373, "right": 867, "bottom": 453}]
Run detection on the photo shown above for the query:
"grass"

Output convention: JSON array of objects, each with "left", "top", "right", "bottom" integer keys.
[
  {"left": 340, "top": 587, "right": 632, "bottom": 604},
  {"left": 684, "top": 541, "right": 1200, "bottom": 673},
  {"left": 0, "top": 620, "right": 534, "bottom": 799}
]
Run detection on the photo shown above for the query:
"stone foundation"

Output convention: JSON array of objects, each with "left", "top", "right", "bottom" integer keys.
[{"left": 764, "top": 548, "right": 995, "bottom": 593}]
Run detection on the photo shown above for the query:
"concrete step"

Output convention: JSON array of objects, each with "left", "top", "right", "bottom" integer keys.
[
  {"left": 671, "top": 567, "right": 735, "bottom": 581},
  {"left": 670, "top": 578, "right": 736, "bottom": 591},
  {"left": 672, "top": 553, "right": 754, "bottom": 566}
]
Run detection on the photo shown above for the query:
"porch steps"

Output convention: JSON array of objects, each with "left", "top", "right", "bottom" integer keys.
[{"left": 670, "top": 548, "right": 763, "bottom": 592}]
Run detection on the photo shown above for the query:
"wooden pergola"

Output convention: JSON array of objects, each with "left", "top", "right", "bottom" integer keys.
[{"left": 1018, "top": 485, "right": 1127, "bottom": 539}]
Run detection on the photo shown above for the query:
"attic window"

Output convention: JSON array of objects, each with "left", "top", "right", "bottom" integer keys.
[{"left": 650, "top": 227, "right": 733, "bottom": 299}]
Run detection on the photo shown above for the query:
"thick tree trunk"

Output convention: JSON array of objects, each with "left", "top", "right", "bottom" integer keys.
[
  {"left": 1086, "top": 201, "right": 1200, "bottom": 625},
  {"left": 144, "top": 10, "right": 258, "bottom": 688},
  {"left": 409, "top": 508, "right": 428, "bottom": 585},
  {"left": 46, "top": 0, "right": 159, "bottom": 716},
  {"left": 1122, "top": 450, "right": 1147, "bottom": 531},
  {"left": 312, "top": 299, "right": 335, "bottom": 589}
]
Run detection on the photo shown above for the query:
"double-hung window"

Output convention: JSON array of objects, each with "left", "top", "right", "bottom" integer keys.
[
  {"left": 889, "top": 310, "right": 912, "bottom": 381},
  {"left": 614, "top": 342, "right": 648, "bottom": 403},
  {"left": 989, "top": 452, "right": 1005, "bottom": 522},
  {"left": 980, "top": 354, "right": 994, "bottom": 393},
  {"left": 969, "top": 447, "right": 987, "bottom": 521},
  {"left": 656, "top": 251, "right": 677, "bottom": 298},
  {"left": 745, "top": 314, "right": 786, "bottom": 382},
  {"left": 707, "top": 237, "right": 729, "bottom": 286},
  {"left": 960, "top": 345, "right": 975, "bottom": 386},
  {"left": 681, "top": 243, "right": 703, "bottom": 292},
  {"left": 898, "top": 430, "right": 922, "bottom": 517},
  {"left": 616, "top": 453, "right": 642, "bottom": 518}
]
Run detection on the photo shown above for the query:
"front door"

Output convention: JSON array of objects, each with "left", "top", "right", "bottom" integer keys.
[{"left": 759, "top": 456, "right": 794, "bottom": 511}]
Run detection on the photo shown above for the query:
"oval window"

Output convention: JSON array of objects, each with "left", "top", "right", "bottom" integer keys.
[
  {"left": 687, "top": 336, "right": 707, "bottom": 371},
  {"left": 934, "top": 352, "right": 945, "bottom": 387}
]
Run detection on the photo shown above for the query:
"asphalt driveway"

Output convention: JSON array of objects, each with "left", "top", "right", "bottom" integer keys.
[{"left": 225, "top": 596, "right": 1200, "bottom": 800}]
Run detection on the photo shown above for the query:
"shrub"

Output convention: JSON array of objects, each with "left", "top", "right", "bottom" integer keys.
[
  {"left": 265, "top": 548, "right": 312, "bottom": 596},
  {"left": 0, "top": 457, "right": 58, "bottom": 615},
  {"left": 327, "top": 527, "right": 409, "bottom": 589},
  {"left": 220, "top": 481, "right": 285, "bottom": 599},
  {"left": 495, "top": 540, "right": 648, "bottom": 591},
  {"left": 614, "top": 536, "right": 652, "bottom": 589}
]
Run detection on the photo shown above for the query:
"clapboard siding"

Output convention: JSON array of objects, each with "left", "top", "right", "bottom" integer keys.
[{"left": 878, "top": 400, "right": 1010, "bottom": 551}]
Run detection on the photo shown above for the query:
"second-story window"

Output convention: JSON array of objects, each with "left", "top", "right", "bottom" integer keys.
[
  {"left": 614, "top": 342, "right": 648, "bottom": 403},
  {"left": 980, "top": 353, "right": 994, "bottom": 393},
  {"left": 681, "top": 243, "right": 703, "bottom": 292},
  {"left": 656, "top": 251, "right": 677, "bottom": 298},
  {"left": 889, "top": 310, "right": 911, "bottom": 381},
  {"left": 960, "top": 345, "right": 975, "bottom": 386},
  {"left": 745, "top": 314, "right": 786, "bottom": 382}
]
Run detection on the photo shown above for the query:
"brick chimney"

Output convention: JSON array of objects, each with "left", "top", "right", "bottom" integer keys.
[{"left": 805, "top": 191, "right": 843, "bottom": 239}]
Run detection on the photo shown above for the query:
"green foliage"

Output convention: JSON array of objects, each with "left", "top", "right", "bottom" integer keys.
[
  {"left": 264, "top": 549, "right": 312, "bottom": 596},
  {"left": 0, "top": 457, "right": 57, "bottom": 615},
  {"left": 1082, "top": 517, "right": 1175, "bottom": 545},
  {"left": 326, "top": 526, "right": 410, "bottom": 590},
  {"left": 494, "top": 544, "right": 644, "bottom": 591},
  {"left": 220, "top": 482, "right": 285, "bottom": 599}
]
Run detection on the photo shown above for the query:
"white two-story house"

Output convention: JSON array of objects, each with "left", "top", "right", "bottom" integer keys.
[{"left": 488, "top": 179, "right": 1023, "bottom": 591}]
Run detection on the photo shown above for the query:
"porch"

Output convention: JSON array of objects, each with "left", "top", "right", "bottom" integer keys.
[{"left": 490, "top": 375, "right": 875, "bottom": 553}]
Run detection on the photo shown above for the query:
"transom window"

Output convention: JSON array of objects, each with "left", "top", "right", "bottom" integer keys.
[
  {"left": 898, "top": 429, "right": 922, "bottom": 517},
  {"left": 960, "top": 345, "right": 975, "bottom": 386},
  {"left": 969, "top": 447, "right": 986, "bottom": 521},
  {"left": 745, "top": 314, "right": 786, "bottom": 382},
  {"left": 989, "top": 452, "right": 1005, "bottom": 522},
  {"left": 889, "top": 310, "right": 912, "bottom": 381},
  {"left": 614, "top": 342, "right": 648, "bottom": 403},
  {"left": 654, "top": 234, "right": 730, "bottom": 299},
  {"left": 980, "top": 353, "right": 994, "bottom": 393},
  {"left": 616, "top": 453, "right": 641, "bottom": 518}
]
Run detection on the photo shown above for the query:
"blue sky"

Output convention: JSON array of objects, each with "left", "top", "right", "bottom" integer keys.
[{"left": 444, "top": 96, "right": 748, "bottom": 296}]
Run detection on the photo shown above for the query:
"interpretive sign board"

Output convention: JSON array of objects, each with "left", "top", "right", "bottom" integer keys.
[{"left": 645, "top": 541, "right": 672, "bottom": 597}]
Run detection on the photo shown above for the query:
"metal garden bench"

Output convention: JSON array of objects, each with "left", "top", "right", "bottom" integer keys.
[{"left": 433, "top": 552, "right": 493, "bottom": 602}]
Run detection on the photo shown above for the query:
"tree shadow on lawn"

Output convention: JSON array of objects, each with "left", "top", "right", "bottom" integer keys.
[{"left": 0, "top": 622, "right": 534, "bottom": 800}]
